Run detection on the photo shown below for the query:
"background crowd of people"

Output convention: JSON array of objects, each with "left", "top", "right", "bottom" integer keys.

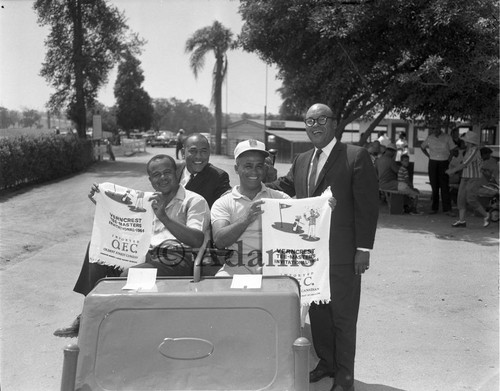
[{"left": 364, "top": 128, "right": 499, "bottom": 227}]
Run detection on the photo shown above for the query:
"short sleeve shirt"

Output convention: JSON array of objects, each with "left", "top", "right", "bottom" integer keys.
[
  {"left": 421, "top": 133, "right": 455, "bottom": 161},
  {"left": 397, "top": 166, "right": 410, "bottom": 185},
  {"left": 211, "top": 184, "right": 290, "bottom": 275},
  {"left": 461, "top": 148, "right": 483, "bottom": 179},
  {"left": 150, "top": 185, "right": 210, "bottom": 248}
]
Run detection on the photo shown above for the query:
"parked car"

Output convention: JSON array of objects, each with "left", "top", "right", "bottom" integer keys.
[
  {"left": 129, "top": 131, "right": 144, "bottom": 140},
  {"left": 150, "top": 131, "right": 176, "bottom": 147},
  {"left": 143, "top": 130, "right": 156, "bottom": 145}
]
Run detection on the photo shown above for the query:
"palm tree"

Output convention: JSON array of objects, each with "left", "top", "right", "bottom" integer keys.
[{"left": 185, "top": 21, "right": 233, "bottom": 154}]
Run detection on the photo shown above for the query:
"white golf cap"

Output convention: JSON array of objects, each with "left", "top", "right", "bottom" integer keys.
[{"left": 234, "top": 139, "right": 269, "bottom": 160}]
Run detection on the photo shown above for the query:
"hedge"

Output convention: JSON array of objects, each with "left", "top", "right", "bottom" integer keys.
[{"left": 0, "top": 134, "right": 95, "bottom": 190}]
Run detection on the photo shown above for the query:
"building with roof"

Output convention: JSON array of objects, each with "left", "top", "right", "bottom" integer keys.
[
  {"left": 226, "top": 117, "right": 498, "bottom": 172},
  {"left": 226, "top": 119, "right": 310, "bottom": 163}
]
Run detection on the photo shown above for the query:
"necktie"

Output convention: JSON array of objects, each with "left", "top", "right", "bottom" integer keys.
[
  {"left": 186, "top": 173, "right": 195, "bottom": 187},
  {"left": 308, "top": 149, "right": 322, "bottom": 197}
]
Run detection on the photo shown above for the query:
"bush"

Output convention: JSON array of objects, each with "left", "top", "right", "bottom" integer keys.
[{"left": 0, "top": 134, "right": 94, "bottom": 190}]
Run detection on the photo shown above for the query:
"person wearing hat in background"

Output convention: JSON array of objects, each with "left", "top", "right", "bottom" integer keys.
[
  {"left": 375, "top": 142, "right": 400, "bottom": 191},
  {"left": 210, "top": 140, "right": 291, "bottom": 276},
  {"left": 420, "top": 126, "right": 457, "bottom": 215},
  {"left": 445, "top": 131, "right": 490, "bottom": 227},
  {"left": 366, "top": 140, "right": 381, "bottom": 166},
  {"left": 175, "top": 128, "right": 186, "bottom": 159}
]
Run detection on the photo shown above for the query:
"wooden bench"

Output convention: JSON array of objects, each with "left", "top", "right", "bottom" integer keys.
[{"left": 380, "top": 189, "right": 406, "bottom": 214}]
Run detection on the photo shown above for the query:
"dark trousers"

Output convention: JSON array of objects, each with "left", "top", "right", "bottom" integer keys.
[
  {"left": 73, "top": 243, "right": 122, "bottom": 296},
  {"left": 176, "top": 142, "right": 183, "bottom": 159},
  {"left": 309, "top": 265, "right": 361, "bottom": 388},
  {"left": 428, "top": 159, "right": 451, "bottom": 212},
  {"left": 73, "top": 243, "right": 194, "bottom": 296}
]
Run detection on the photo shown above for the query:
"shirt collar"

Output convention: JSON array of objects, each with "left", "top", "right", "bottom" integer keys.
[
  {"left": 180, "top": 166, "right": 190, "bottom": 186},
  {"left": 231, "top": 183, "right": 269, "bottom": 200},
  {"left": 166, "top": 185, "right": 186, "bottom": 207},
  {"left": 316, "top": 137, "right": 337, "bottom": 157}
]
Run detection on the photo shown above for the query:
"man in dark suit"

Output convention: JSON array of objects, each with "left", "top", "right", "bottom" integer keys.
[
  {"left": 267, "top": 103, "right": 379, "bottom": 391},
  {"left": 177, "top": 133, "right": 231, "bottom": 208}
]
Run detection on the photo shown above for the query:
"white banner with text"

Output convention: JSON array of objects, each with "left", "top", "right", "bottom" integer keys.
[
  {"left": 89, "top": 182, "right": 154, "bottom": 270},
  {"left": 262, "top": 190, "right": 332, "bottom": 307}
]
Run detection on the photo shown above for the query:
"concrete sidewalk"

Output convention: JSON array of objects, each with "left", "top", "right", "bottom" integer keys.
[{"left": 0, "top": 148, "right": 498, "bottom": 391}]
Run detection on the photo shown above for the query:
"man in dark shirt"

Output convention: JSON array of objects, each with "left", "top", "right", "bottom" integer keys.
[{"left": 375, "top": 143, "right": 400, "bottom": 190}]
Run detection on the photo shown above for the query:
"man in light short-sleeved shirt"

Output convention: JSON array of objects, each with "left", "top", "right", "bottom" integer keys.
[
  {"left": 421, "top": 130, "right": 455, "bottom": 161},
  {"left": 421, "top": 128, "right": 457, "bottom": 214},
  {"left": 211, "top": 140, "right": 289, "bottom": 276},
  {"left": 150, "top": 185, "right": 210, "bottom": 248},
  {"left": 54, "top": 154, "right": 210, "bottom": 339},
  {"left": 129, "top": 154, "right": 210, "bottom": 276}
]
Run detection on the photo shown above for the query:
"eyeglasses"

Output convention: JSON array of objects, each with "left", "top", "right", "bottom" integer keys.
[{"left": 304, "top": 116, "right": 333, "bottom": 127}]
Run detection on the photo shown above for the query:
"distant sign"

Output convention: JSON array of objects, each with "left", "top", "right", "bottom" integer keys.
[
  {"left": 92, "top": 115, "right": 102, "bottom": 140},
  {"left": 269, "top": 121, "right": 286, "bottom": 129}
]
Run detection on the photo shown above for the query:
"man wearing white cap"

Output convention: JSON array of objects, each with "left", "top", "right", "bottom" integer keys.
[{"left": 210, "top": 140, "right": 290, "bottom": 275}]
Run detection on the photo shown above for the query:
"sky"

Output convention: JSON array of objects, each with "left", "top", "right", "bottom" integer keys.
[{"left": 0, "top": 0, "right": 284, "bottom": 115}]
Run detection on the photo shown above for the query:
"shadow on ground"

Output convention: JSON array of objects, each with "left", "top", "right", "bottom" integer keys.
[
  {"left": 377, "top": 195, "right": 499, "bottom": 247},
  {"left": 86, "top": 159, "right": 152, "bottom": 178},
  {"left": 303, "top": 323, "right": 408, "bottom": 391},
  {"left": 353, "top": 383, "right": 406, "bottom": 391}
]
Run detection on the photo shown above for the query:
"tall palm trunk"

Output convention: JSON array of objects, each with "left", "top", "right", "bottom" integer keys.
[
  {"left": 185, "top": 21, "right": 233, "bottom": 155},
  {"left": 214, "top": 53, "right": 224, "bottom": 155}
]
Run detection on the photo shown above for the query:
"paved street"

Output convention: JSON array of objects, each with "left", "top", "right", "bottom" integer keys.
[{"left": 0, "top": 147, "right": 498, "bottom": 391}]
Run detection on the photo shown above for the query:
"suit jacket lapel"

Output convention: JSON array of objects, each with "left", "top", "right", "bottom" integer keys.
[
  {"left": 314, "top": 141, "right": 343, "bottom": 194},
  {"left": 301, "top": 149, "right": 315, "bottom": 195},
  {"left": 176, "top": 162, "right": 186, "bottom": 182},
  {"left": 186, "top": 163, "right": 211, "bottom": 190}
]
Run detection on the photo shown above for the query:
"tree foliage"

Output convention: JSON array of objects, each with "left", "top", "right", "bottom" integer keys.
[
  {"left": 151, "top": 98, "right": 214, "bottom": 134},
  {"left": 238, "top": 0, "right": 499, "bottom": 141},
  {"left": 86, "top": 102, "right": 117, "bottom": 134},
  {"left": 114, "top": 52, "right": 153, "bottom": 133},
  {"left": 21, "top": 109, "right": 42, "bottom": 128},
  {"left": 0, "top": 108, "right": 20, "bottom": 129},
  {"left": 185, "top": 21, "right": 234, "bottom": 154},
  {"left": 34, "top": 0, "right": 143, "bottom": 138}
]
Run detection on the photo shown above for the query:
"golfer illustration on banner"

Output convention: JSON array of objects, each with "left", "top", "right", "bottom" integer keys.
[
  {"left": 262, "top": 188, "right": 334, "bottom": 308},
  {"left": 104, "top": 184, "right": 147, "bottom": 213},
  {"left": 270, "top": 202, "right": 322, "bottom": 241}
]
